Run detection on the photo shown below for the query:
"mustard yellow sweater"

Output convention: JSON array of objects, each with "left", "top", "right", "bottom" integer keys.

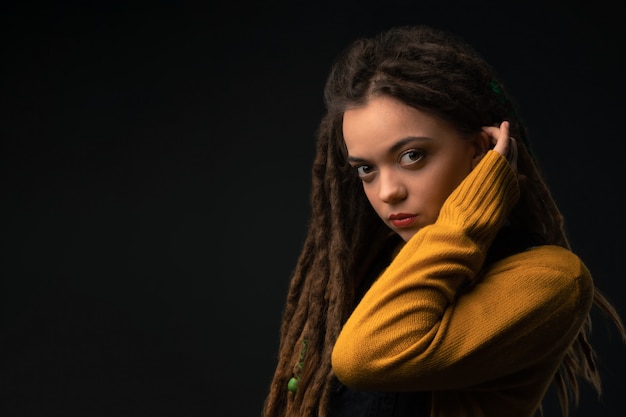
[{"left": 331, "top": 151, "right": 594, "bottom": 417}]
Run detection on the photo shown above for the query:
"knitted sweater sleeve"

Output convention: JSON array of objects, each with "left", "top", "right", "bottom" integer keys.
[{"left": 331, "top": 151, "right": 593, "bottom": 391}]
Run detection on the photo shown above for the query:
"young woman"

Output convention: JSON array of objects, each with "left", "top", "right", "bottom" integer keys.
[{"left": 262, "top": 25, "right": 625, "bottom": 417}]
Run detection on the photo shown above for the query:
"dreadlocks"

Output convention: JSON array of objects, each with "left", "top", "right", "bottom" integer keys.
[{"left": 262, "top": 25, "right": 625, "bottom": 417}]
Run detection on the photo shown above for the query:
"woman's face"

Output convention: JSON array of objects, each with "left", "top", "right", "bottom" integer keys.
[{"left": 342, "top": 96, "right": 485, "bottom": 242}]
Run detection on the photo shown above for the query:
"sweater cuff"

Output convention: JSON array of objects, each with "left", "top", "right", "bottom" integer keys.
[{"left": 437, "top": 150, "right": 520, "bottom": 245}]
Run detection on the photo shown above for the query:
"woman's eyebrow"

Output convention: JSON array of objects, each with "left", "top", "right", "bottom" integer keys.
[
  {"left": 388, "top": 136, "right": 431, "bottom": 154},
  {"left": 347, "top": 136, "right": 432, "bottom": 163}
]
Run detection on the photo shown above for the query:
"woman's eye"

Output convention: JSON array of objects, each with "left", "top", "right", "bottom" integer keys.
[
  {"left": 399, "top": 149, "right": 424, "bottom": 166},
  {"left": 356, "top": 165, "right": 374, "bottom": 178}
]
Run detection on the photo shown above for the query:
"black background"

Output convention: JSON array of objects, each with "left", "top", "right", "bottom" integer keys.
[{"left": 1, "top": 1, "right": 625, "bottom": 416}]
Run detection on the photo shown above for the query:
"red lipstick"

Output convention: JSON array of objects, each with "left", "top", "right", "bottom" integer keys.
[{"left": 389, "top": 213, "right": 417, "bottom": 228}]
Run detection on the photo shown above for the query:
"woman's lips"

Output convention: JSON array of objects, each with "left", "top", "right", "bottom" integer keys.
[{"left": 389, "top": 214, "right": 417, "bottom": 228}]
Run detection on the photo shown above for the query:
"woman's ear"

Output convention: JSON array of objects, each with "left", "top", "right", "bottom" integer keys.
[{"left": 471, "top": 131, "right": 492, "bottom": 168}]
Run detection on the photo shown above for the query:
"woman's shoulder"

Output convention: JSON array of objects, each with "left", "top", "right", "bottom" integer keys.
[
  {"left": 485, "top": 245, "right": 593, "bottom": 305},
  {"left": 503, "top": 244, "right": 589, "bottom": 274}
]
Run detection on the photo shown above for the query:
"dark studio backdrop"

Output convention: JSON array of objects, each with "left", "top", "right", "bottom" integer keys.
[{"left": 1, "top": 1, "right": 625, "bottom": 416}]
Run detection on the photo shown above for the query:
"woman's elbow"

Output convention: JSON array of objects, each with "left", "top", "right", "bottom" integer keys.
[
  {"left": 331, "top": 341, "right": 396, "bottom": 390},
  {"left": 331, "top": 346, "right": 371, "bottom": 389}
]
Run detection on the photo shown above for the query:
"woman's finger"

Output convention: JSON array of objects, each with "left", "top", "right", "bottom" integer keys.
[
  {"left": 482, "top": 121, "right": 518, "bottom": 172},
  {"left": 492, "top": 121, "right": 510, "bottom": 156}
]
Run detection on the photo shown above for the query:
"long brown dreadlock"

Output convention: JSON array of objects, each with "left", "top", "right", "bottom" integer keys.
[{"left": 262, "top": 25, "right": 626, "bottom": 417}]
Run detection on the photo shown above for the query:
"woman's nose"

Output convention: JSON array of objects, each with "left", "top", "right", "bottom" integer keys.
[{"left": 378, "top": 170, "right": 407, "bottom": 204}]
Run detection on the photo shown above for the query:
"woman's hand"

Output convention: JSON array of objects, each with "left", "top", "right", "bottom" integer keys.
[{"left": 482, "top": 121, "right": 518, "bottom": 174}]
